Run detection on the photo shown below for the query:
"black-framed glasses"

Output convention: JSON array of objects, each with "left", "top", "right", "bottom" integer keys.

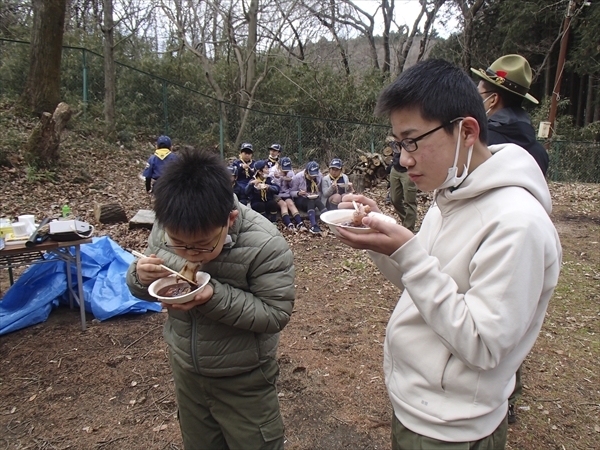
[
  {"left": 164, "top": 225, "right": 225, "bottom": 253},
  {"left": 390, "top": 117, "right": 464, "bottom": 153}
]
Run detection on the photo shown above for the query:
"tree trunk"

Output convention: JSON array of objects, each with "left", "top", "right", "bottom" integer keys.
[
  {"left": 22, "top": 0, "right": 67, "bottom": 116},
  {"left": 103, "top": 0, "right": 117, "bottom": 141},
  {"left": 94, "top": 203, "right": 128, "bottom": 224},
  {"left": 594, "top": 76, "right": 600, "bottom": 123},
  {"left": 585, "top": 74, "right": 594, "bottom": 126},
  {"left": 458, "top": 0, "right": 485, "bottom": 72},
  {"left": 576, "top": 74, "right": 585, "bottom": 127},
  {"left": 24, "top": 102, "right": 71, "bottom": 168},
  {"left": 244, "top": 0, "right": 259, "bottom": 105},
  {"left": 382, "top": 0, "right": 393, "bottom": 73}
]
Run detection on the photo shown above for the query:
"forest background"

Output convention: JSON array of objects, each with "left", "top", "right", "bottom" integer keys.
[
  {"left": 0, "top": 2, "right": 599, "bottom": 449},
  {"left": 0, "top": 0, "right": 599, "bottom": 175}
]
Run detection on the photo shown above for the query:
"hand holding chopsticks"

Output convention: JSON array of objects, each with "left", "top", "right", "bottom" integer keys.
[{"left": 130, "top": 249, "right": 199, "bottom": 287}]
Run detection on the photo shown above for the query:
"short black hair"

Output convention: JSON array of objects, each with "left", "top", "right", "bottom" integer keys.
[
  {"left": 375, "top": 59, "right": 488, "bottom": 144},
  {"left": 153, "top": 148, "right": 234, "bottom": 235},
  {"left": 481, "top": 80, "right": 525, "bottom": 108}
]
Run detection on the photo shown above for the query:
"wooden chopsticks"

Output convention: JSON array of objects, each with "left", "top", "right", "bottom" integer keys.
[{"left": 129, "top": 249, "right": 199, "bottom": 287}]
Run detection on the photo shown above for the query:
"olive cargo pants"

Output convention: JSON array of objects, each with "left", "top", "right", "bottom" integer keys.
[
  {"left": 391, "top": 413, "right": 508, "bottom": 450},
  {"left": 170, "top": 354, "right": 284, "bottom": 450}
]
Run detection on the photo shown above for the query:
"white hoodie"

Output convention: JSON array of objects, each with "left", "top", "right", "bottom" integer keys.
[{"left": 370, "top": 143, "right": 562, "bottom": 442}]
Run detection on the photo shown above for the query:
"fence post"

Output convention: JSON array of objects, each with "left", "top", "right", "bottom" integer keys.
[
  {"left": 370, "top": 125, "right": 375, "bottom": 153},
  {"left": 162, "top": 80, "right": 169, "bottom": 135},
  {"left": 82, "top": 48, "right": 88, "bottom": 118},
  {"left": 219, "top": 100, "right": 224, "bottom": 159},
  {"left": 297, "top": 116, "right": 303, "bottom": 164}
]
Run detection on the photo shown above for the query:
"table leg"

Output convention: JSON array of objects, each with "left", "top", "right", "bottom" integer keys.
[
  {"left": 65, "top": 253, "right": 74, "bottom": 309},
  {"left": 75, "top": 244, "right": 87, "bottom": 331}
]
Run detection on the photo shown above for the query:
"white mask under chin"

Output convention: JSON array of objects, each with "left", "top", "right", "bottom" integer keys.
[{"left": 436, "top": 120, "right": 473, "bottom": 190}]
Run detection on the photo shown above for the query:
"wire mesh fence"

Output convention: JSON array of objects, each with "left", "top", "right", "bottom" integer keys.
[{"left": 1, "top": 38, "right": 598, "bottom": 182}]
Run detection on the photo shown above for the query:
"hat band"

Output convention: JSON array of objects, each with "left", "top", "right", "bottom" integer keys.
[{"left": 485, "top": 68, "right": 529, "bottom": 96}]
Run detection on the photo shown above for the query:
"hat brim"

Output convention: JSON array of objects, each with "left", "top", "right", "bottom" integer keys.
[
  {"left": 471, "top": 68, "right": 538, "bottom": 104},
  {"left": 241, "top": 149, "right": 253, "bottom": 153}
]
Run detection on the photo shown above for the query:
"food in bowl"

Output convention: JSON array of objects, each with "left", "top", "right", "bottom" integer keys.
[
  {"left": 255, "top": 183, "right": 268, "bottom": 190},
  {"left": 148, "top": 271, "right": 211, "bottom": 304},
  {"left": 320, "top": 208, "right": 396, "bottom": 235},
  {"left": 157, "top": 282, "right": 193, "bottom": 297},
  {"left": 346, "top": 203, "right": 371, "bottom": 227},
  {"left": 306, "top": 193, "right": 319, "bottom": 199}
]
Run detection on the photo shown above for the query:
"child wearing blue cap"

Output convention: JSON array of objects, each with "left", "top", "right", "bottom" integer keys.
[
  {"left": 290, "top": 161, "right": 327, "bottom": 234},
  {"left": 320, "top": 158, "right": 353, "bottom": 209},
  {"left": 232, "top": 143, "right": 256, "bottom": 205},
  {"left": 143, "top": 135, "right": 178, "bottom": 193},
  {"left": 273, "top": 157, "right": 308, "bottom": 232},
  {"left": 246, "top": 160, "right": 280, "bottom": 223}
]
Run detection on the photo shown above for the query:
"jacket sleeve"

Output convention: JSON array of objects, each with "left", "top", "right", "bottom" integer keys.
[
  {"left": 290, "top": 175, "right": 301, "bottom": 198},
  {"left": 385, "top": 216, "right": 561, "bottom": 371},
  {"left": 244, "top": 180, "right": 254, "bottom": 195},
  {"left": 126, "top": 223, "right": 188, "bottom": 302},
  {"left": 196, "top": 235, "right": 295, "bottom": 333},
  {"left": 268, "top": 180, "right": 280, "bottom": 194}
]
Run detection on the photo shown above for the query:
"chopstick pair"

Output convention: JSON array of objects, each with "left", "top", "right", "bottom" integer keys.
[{"left": 129, "top": 249, "right": 199, "bottom": 287}]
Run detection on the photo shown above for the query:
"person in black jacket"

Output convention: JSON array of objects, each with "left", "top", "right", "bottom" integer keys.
[
  {"left": 472, "top": 54, "right": 549, "bottom": 176},
  {"left": 473, "top": 54, "right": 548, "bottom": 425}
]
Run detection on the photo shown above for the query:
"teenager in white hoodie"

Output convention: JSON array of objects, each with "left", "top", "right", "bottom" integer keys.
[{"left": 336, "top": 59, "right": 562, "bottom": 448}]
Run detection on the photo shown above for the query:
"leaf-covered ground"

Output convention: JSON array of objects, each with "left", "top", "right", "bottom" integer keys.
[{"left": 0, "top": 112, "right": 598, "bottom": 449}]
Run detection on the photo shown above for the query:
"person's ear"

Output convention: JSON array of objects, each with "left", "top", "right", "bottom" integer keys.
[
  {"left": 228, "top": 210, "right": 240, "bottom": 227},
  {"left": 489, "top": 93, "right": 500, "bottom": 110},
  {"left": 461, "top": 117, "right": 481, "bottom": 148}
]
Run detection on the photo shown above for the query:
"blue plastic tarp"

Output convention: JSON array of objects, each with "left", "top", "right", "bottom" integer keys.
[{"left": 0, "top": 236, "right": 161, "bottom": 335}]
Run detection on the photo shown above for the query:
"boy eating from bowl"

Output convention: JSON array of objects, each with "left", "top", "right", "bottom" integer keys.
[{"left": 126, "top": 148, "right": 295, "bottom": 450}]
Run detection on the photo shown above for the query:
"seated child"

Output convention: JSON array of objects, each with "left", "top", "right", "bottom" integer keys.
[
  {"left": 320, "top": 157, "right": 353, "bottom": 209},
  {"left": 246, "top": 160, "right": 280, "bottom": 223},
  {"left": 266, "top": 143, "right": 282, "bottom": 173},
  {"left": 273, "top": 157, "right": 308, "bottom": 232},
  {"left": 143, "top": 135, "right": 178, "bottom": 193},
  {"left": 232, "top": 142, "right": 256, "bottom": 205},
  {"left": 228, "top": 164, "right": 244, "bottom": 200},
  {"left": 126, "top": 148, "right": 295, "bottom": 450},
  {"left": 290, "top": 161, "right": 327, "bottom": 234}
]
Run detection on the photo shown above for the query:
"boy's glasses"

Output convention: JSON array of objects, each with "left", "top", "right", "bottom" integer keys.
[
  {"left": 390, "top": 117, "right": 464, "bottom": 153},
  {"left": 164, "top": 225, "right": 225, "bottom": 253}
]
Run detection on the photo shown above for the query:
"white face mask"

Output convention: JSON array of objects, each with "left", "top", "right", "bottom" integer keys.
[
  {"left": 483, "top": 94, "right": 494, "bottom": 116},
  {"left": 436, "top": 120, "right": 473, "bottom": 190}
]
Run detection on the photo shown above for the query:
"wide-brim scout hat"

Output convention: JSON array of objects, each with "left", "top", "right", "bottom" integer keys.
[{"left": 471, "top": 54, "right": 538, "bottom": 104}]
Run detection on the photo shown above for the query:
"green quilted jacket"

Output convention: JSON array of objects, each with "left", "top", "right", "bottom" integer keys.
[{"left": 126, "top": 199, "right": 295, "bottom": 377}]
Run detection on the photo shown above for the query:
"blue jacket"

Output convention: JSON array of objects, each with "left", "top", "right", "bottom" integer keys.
[{"left": 143, "top": 149, "right": 178, "bottom": 180}]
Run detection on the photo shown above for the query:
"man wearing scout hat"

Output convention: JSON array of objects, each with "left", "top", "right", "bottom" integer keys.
[{"left": 472, "top": 54, "right": 549, "bottom": 175}]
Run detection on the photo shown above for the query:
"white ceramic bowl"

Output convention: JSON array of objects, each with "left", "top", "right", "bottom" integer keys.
[
  {"left": 148, "top": 271, "right": 211, "bottom": 304},
  {"left": 256, "top": 183, "right": 268, "bottom": 190},
  {"left": 307, "top": 193, "right": 319, "bottom": 199},
  {"left": 320, "top": 209, "right": 396, "bottom": 235}
]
